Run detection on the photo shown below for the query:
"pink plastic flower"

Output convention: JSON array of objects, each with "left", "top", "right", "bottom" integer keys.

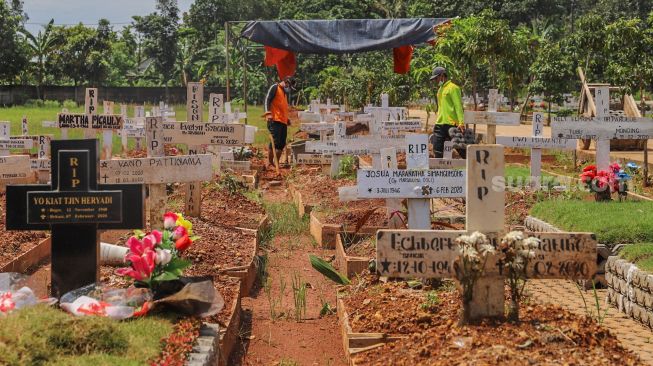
[
  {"left": 163, "top": 212, "right": 178, "bottom": 229},
  {"left": 142, "top": 234, "right": 159, "bottom": 249},
  {"left": 117, "top": 246, "right": 156, "bottom": 281},
  {"left": 172, "top": 226, "right": 187, "bottom": 240},
  {"left": 151, "top": 230, "right": 162, "bottom": 244}
]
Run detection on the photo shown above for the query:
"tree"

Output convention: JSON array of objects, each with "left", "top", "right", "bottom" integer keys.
[
  {"left": 0, "top": 0, "right": 28, "bottom": 83},
  {"left": 106, "top": 26, "right": 139, "bottom": 86},
  {"left": 435, "top": 11, "right": 512, "bottom": 108},
  {"left": 49, "top": 23, "right": 112, "bottom": 86},
  {"left": 566, "top": 13, "right": 609, "bottom": 82},
  {"left": 133, "top": 0, "right": 180, "bottom": 94},
  {"left": 21, "top": 19, "right": 60, "bottom": 98},
  {"left": 528, "top": 40, "right": 575, "bottom": 123}
]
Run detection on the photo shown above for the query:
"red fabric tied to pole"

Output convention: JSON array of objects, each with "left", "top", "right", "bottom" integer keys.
[
  {"left": 393, "top": 45, "right": 413, "bottom": 74},
  {"left": 265, "top": 46, "right": 296, "bottom": 79}
]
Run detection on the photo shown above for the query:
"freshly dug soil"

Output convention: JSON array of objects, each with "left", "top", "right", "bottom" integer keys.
[
  {"left": 346, "top": 275, "right": 642, "bottom": 366},
  {"left": 168, "top": 183, "right": 266, "bottom": 230},
  {"left": 200, "top": 185, "right": 266, "bottom": 230},
  {"left": 343, "top": 276, "right": 456, "bottom": 335},
  {"left": 0, "top": 194, "right": 48, "bottom": 268},
  {"left": 290, "top": 167, "right": 388, "bottom": 227}
]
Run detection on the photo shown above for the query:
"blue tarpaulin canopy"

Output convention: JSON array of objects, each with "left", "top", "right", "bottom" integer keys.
[{"left": 240, "top": 18, "right": 450, "bottom": 54}]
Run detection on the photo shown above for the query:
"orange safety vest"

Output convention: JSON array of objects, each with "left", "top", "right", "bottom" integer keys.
[{"left": 270, "top": 84, "right": 289, "bottom": 124}]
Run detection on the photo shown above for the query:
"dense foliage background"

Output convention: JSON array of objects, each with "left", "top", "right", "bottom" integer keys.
[{"left": 1, "top": 0, "right": 652, "bottom": 108}]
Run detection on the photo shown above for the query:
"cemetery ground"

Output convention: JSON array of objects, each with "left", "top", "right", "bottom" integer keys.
[{"left": 2, "top": 105, "right": 653, "bottom": 365}]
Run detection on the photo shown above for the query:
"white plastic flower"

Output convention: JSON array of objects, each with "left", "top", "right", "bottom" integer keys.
[{"left": 155, "top": 249, "right": 172, "bottom": 266}]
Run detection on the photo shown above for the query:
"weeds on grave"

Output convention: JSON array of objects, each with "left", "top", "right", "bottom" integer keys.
[
  {"left": 499, "top": 231, "right": 540, "bottom": 322},
  {"left": 420, "top": 291, "right": 441, "bottom": 312},
  {"left": 337, "top": 155, "right": 357, "bottom": 180},
  {"left": 219, "top": 173, "right": 247, "bottom": 195},
  {"left": 309, "top": 254, "right": 351, "bottom": 285},
  {"left": 264, "top": 202, "right": 308, "bottom": 237},
  {"left": 291, "top": 272, "right": 307, "bottom": 322},
  {"left": 319, "top": 296, "right": 335, "bottom": 317},
  {"left": 264, "top": 276, "right": 286, "bottom": 320},
  {"left": 575, "top": 280, "right": 610, "bottom": 325},
  {"left": 453, "top": 232, "right": 495, "bottom": 325}
]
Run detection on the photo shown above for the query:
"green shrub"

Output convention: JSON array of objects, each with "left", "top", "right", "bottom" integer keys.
[
  {"left": 43, "top": 100, "right": 61, "bottom": 108},
  {"left": 63, "top": 100, "right": 78, "bottom": 109}
]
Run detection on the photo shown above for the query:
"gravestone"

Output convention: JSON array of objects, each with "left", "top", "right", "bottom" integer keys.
[
  {"left": 6, "top": 139, "right": 145, "bottom": 297},
  {"left": 375, "top": 145, "right": 597, "bottom": 320},
  {"left": 497, "top": 112, "right": 577, "bottom": 188},
  {"left": 552, "top": 87, "right": 653, "bottom": 170}
]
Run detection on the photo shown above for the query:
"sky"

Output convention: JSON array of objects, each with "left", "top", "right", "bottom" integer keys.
[{"left": 22, "top": 0, "right": 195, "bottom": 33}]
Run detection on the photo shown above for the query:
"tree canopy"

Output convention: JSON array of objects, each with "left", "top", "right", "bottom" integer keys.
[{"left": 2, "top": 0, "right": 653, "bottom": 109}]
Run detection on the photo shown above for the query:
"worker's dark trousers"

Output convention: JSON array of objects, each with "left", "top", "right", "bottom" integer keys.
[{"left": 432, "top": 124, "right": 466, "bottom": 159}]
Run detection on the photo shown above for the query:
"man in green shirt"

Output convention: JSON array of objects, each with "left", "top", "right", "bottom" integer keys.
[{"left": 430, "top": 66, "right": 466, "bottom": 159}]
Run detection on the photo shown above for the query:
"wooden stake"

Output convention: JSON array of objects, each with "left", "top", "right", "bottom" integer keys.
[{"left": 269, "top": 133, "right": 280, "bottom": 175}]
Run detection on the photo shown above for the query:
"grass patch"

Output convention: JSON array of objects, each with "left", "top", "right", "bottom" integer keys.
[
  {"left": 263, "top": 201, "right": 309, "bottom": 237},
  {"left": 530, "top": 200, "right": 653, "bottom": 246},
  {"left": 619, "top": 244, "right": 653, "bottom": 271},
  {"left": 0, "top": 103, "right": 291, "bottom": 153},
  {"left": 504, "top": 165, "right": 559, "bottom": 188},
  {"left": 0, "top": 305, "right": 174, "bottom": 365}
]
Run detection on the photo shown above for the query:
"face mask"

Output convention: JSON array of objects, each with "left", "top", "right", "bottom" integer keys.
[
  {"left": 438, "top": 80, "right": 445, "bottom": 87},
  {"left": 284, "top": 86, "right": 291, "bottom": 94}
]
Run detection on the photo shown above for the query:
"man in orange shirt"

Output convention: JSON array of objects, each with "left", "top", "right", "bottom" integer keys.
[{"left": 264, "top": 77, "right": 293, "bottom": 168}]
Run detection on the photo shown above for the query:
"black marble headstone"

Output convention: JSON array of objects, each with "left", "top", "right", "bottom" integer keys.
[{"left": 6, "top": 139, "right": 145, "bottom": 297}]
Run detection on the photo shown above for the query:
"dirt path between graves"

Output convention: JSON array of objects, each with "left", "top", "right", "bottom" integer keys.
[
  {"left": 527, "top": 279, "right": 653, "bottom": 365},
  {"left": 230, "top": 186, "right": 348, "bottom": 366}
]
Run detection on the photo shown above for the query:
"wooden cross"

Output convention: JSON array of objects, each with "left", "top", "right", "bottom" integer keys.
[
  {"left": 356, "top": 134, "right": 466, "bottom": 230},
  {"left": 0, "top": 121, "right": 32, "bottom": 186},
  {"left": 375, "top": 145, "right": 597, "bottom": 321},
  {"left": 57, "top": 90, "right": 124, "bottom": 135},
  {"left": 6, "top": 139, "right": 144, "bottom": 297},
  {"left": 497, "top": 112, "right": 577, "bottom": 188},
  {"left": 552, "top": 86, "right": 653, "bottom": 170},
  {"left": 464, "top": 89, "right": 521, "bottom": 144}
]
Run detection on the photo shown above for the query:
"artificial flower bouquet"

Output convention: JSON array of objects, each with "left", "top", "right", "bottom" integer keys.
[
  {"left": 579, "top": 163, "right": 630, "bottom": 201},
  {"left": 116, "top": 212, "right": 199, "bottom": 289}
]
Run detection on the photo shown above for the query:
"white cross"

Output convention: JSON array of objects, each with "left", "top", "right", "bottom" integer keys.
[
  {"left": 497, "top": 112, "right": 577, "bottom": 188},
  {"left": 464, "top": 89, "right": 520, "bottom": 143},
  {"left": 375, "top": 144, "right": 597, "bottom": 321},
  {"left": 552, "top": 86, "right": 653, "bottom": 170}
]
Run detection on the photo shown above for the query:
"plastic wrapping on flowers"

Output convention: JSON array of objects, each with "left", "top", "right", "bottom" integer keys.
[
  {"left": 0, "top": 272, "right": 57, "bottom": 315},
  {"left": 59, "top": 283, "right": 152, "bottom": 320}
]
